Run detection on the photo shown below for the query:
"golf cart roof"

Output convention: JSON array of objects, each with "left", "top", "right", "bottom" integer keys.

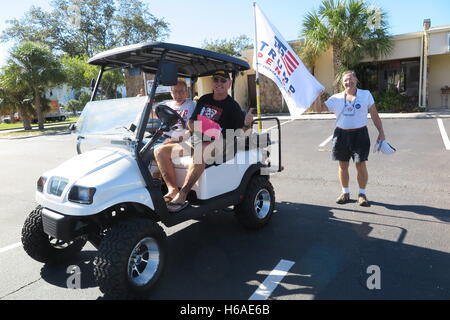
[{"left": 87, "top": 42, "right": 250, "bottom": 78}]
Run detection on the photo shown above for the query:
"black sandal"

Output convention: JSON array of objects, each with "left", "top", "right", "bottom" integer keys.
[{"left": 167, "top": 201, "right": 189, "bottom": 213}]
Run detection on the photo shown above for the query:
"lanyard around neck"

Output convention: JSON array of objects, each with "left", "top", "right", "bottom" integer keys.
[{"left": 344, "top": 89, "right": 358, "bottom": 108}]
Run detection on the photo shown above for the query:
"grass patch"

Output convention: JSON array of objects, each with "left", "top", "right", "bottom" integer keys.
[{"left": 0, "top": 117, "right": 79, "bottom": 131}]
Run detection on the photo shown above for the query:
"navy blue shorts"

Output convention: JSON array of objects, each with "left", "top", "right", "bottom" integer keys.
[{"left": 332, "top": 127, "right": 370, "bottom": 163}]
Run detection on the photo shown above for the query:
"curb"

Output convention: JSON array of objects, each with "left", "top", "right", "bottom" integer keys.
[
  {"left": 0, "top": 121, "right": 76, "bottom": 133},
  {"left": 0, "top": 131, "right": 71, "bottom": 140},
  {"left": 261, "top": 111, "right": 450, "bottom": 121}
]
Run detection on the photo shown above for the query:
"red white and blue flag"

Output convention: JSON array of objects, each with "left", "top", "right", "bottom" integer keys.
[{"left": 253, "top": 3, "right": 324, "bottom": 119}]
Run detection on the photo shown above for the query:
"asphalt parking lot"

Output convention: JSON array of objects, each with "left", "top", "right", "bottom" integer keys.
[{"left": 0, "top": 117, "right": 449, "bottom": 300}]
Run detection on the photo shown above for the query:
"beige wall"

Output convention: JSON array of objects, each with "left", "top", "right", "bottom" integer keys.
[
  {"left": 361, "top": 36, "right": 422, "bottom": 62},
  {"left": 196, "top": 77, "right": 212, "bottom": 98},
  {"left": 388, "top": 37, "right": 422, "bottom": 60},
  {"left": 429, "top": 31, "right": 450, "bottom": 55},
  {"left": 428, "top": 53, "right": 450, "bottom": 108},
  {"left": 313, "top": 48, "right": 334, "bottom": 94}
]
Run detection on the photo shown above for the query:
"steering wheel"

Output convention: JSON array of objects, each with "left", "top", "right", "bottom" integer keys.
[{"left": 154, "top": 103, "right": 186, "bottom": 131}]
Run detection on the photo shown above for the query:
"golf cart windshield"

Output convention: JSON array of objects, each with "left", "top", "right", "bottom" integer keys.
[{"left": 76, "top": 96, "right": 148, "bottom": 138}]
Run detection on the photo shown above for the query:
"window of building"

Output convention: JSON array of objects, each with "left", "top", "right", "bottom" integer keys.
[{"left": 356, "top": 58, "right": 420, "bottom": 97}]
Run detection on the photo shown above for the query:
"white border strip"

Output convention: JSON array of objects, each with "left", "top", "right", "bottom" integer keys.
[
  {"left": 249, "top": 259, "right": 295, "bottom": 300},
  {"left": 0, "top": 242, "right": 22, "bottom": 254},
  {"left": 437, "top": 119, "right": 450, "bottom": 150}
]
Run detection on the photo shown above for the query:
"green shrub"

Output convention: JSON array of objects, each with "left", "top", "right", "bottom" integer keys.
[{"left": 372, "top": 90, "right": 420, "bottom": 113}]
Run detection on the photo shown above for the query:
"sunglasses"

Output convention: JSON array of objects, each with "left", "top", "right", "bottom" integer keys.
[{"left": 213, "top": 77, "right": 228, "bottom": 83}]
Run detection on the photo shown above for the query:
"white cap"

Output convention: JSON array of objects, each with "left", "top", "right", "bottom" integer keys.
[{"left": 375, "top": 140, "right": 396, "bottom": 155}]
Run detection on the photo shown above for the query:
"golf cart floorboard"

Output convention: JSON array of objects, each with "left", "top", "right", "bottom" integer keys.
[{"left": 164, "top": 194, "right": 240, "bottom": 227}]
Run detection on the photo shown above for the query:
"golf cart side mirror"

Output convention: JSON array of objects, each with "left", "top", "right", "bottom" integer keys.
[
  {"left": 128, "top": 123, "right": 136, "bottom": 133},
  {"left": 159, "top": 62, "right": 178, "bottom": 86},
  {"left": 69, "top": 123, "right": 77, "bottom": 131}
]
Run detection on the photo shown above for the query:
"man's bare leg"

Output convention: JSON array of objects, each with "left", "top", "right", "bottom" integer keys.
[
  {"left": 171, "top": 162, "right": 206, "bottom": 204},
  {"left": 170, "top": 142, "right": 213, "bottom": 205},
  {"left": 355, "top": 161, "right": 368, "bottom": 190},
  {"left": 154, "top": 143, "right": 186, "bottom": 199},
  {"left": 338, "top": 161, "right": 350, "bottom": 189}
]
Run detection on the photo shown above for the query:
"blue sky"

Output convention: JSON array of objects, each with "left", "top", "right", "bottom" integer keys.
[{"left": 1, "top": 0, "right": 449, "bottom": 66}]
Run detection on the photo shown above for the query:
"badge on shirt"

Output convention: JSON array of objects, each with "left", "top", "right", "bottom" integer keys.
[
  {"left": 343, "top": 91, "right": 358, "bottom": 117},
  {"left": 343, "top": 105, "right": 356, "bottom": 116}
]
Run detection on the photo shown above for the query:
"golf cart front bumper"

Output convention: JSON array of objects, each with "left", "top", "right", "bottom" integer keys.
[{"left": 41, "top": 208, "right": 89, "bottom": 242}]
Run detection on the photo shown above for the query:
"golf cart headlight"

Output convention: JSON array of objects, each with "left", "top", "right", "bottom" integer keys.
[
  {"left": 37, "top": 176, "right": 47, "bottom": 193},
  {"left": 68, "top": 186, "right": 96, "bottom": 204},
  {"left": 47, "top": 177, "right": 69, "bottom": 197}
]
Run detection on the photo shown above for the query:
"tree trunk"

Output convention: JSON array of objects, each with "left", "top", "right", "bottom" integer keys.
[
  {"left": 9, "top": 111, "right": 16, "bottom": 124},
  {"left": 18, "top": 109, "right": 32, "bottom": 131},
  {"left": 34, "top": 89, "right": 45, "bottom": 130},
  {"left": 332, "top": 46, "right": 344, "bottom": 93}
]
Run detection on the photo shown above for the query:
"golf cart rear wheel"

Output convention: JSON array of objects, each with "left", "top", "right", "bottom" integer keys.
[
  {"left": 21, "top": 206, "right": 87, "bottom": 264},
  {"left": 94, "top": 218, "right": 167, "bottom": 298},
  {"left": 235, "top": 175, "right": 275, "bottom": 229}
]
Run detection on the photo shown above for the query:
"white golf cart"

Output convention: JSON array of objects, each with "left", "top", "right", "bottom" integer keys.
[{"left": 21, "top": 42, "right": 283, "bottom": 298}]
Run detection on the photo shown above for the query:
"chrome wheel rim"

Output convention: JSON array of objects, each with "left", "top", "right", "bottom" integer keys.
[
  {"left": 254, "top": 189, "right": 271, "bottom": 219},
  {"left": 127, "top": 237, "right": 160, "bottom": 287}
]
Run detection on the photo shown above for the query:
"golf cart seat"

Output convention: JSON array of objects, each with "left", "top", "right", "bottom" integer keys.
[
  {"left": 149, "top": 147, "right": 265, "bottom": 200},
  {"left": 149, "top": 131, "right": 270, "bottom": 171}
]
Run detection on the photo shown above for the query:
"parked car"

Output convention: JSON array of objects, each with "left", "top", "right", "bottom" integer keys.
[{"left": 1, "top": 115, "right": 12, "bottom": 124}]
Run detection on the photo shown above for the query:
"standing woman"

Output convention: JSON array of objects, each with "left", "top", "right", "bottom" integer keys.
[{"left": 316, "top": 71, "right": 386, "bottom": 207}]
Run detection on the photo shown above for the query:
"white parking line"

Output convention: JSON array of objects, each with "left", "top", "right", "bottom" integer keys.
[
  {"left": 249, "top": 259, "right": 295, "bottom": 300},
  {"left": 0, "top": 242, "right": 22, "bottom": 254},
  {"left": 319, "top": 135, "right": 333, "bottom": 148},
  {"left": 262, "top": 119, "right": 294, "bottom": 133},
  {"left": 437, "top": 119, "right": 450, "bottom": 150}
]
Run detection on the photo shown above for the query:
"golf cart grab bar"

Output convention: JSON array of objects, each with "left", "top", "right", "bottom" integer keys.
[{"left": 251, "top": 117, "right": 283, "bottom": 172}]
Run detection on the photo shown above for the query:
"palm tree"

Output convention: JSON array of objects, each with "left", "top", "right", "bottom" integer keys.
[
  {"left": 0, "top": 89, "right": 15, "bottom": 123},
  {"left": 301, "top": 0, "right": 392, "bottom": 92},
  {"left": 0, "top": 84, "right": 34, "bottom": 130},
  {"left": 5, "top": 42, "right": 65, "bottom": 130}
]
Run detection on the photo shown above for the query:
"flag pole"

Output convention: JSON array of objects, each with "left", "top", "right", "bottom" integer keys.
[{"left": 253, "top": 2, "right": 262, "bottom": 132}]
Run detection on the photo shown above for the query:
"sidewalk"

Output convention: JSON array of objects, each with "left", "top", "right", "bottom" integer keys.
[
  {"left": 0, "top": 121, "right": 76, "bottom": 133},
  {"left": 263, "top": 109, "right": 450, "bottom": 121}
]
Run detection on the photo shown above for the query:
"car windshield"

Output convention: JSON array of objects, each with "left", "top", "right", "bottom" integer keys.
[{"left": 76, "top": 96, "right": 149, "bottom": 138}]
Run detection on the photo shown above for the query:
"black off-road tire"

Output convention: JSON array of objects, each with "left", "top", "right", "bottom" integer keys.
[
  {"left": 94, "top": 218, "right": 167, "bottom": 299},
  {"left": 21, "top": 206, "right": 87, "bottom": 264},
  {"left": 235, "top": 175, "right": 275, "bottom": 230}
]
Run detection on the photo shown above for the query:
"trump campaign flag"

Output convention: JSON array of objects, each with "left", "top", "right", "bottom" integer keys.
[{"left": 253, "top": 3, "right": 324, "bottom": 119}]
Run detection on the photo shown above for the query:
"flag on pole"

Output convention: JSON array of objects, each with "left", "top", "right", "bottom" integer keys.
[{"left": 253, "top": 3, "right": 324, "bottom": 119}]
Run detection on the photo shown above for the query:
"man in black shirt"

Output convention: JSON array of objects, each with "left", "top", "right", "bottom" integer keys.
[
  {"left": 191, "top": 92, "right": 245, "bottom": 132},
  {"left": 154, "top": 70, "right": 254, "bottom": 212}
]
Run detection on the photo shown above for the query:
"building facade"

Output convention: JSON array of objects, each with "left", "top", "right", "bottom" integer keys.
[
  {"left": 199, "top": 20, "right": 450, "bottom": 112},
  {"left": 122, "top": 21, "right": 449, "bottom": 112}
]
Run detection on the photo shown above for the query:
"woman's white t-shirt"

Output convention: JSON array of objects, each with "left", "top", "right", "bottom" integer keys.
[{"left": 324, "top": 89, "right": 375, "bottom": 130}]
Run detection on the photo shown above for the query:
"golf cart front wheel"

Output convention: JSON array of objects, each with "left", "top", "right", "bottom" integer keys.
[
  {"left": 21, "top": 206, "right": 87, "bottom": 264},
  {"left": 235, "top": 176, "right": 275, "bottom": 229},
  {"left": 94, "top": 218, "right": 167, "bottom": 299}
]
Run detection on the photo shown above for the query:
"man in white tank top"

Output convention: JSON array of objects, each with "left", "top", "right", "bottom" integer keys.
[{"left": 316, "top": 71, "right": 386, "bottom": 207}]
